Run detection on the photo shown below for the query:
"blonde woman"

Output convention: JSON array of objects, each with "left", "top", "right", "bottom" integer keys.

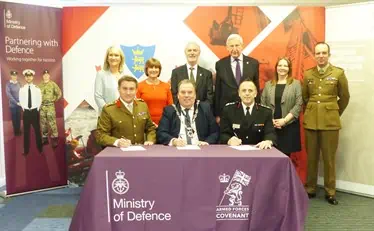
[{"left": 94, "top": 46, "right": 125, "bottom": 114}]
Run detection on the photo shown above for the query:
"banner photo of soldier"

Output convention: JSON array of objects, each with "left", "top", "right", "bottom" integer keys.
[
  {"left": 61, "top": 6, "right": 324, "bottom": 185},
  {"left": 0, "top": 2, "right": 67, "bottom": 195},
  {"left": 250, "top": 7, "right": 325, "bottom": 183}
]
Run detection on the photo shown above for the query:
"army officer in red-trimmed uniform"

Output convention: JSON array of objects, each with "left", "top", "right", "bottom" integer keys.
[{"left": 96, "top": 76, "right": 156, "bottom": 148}]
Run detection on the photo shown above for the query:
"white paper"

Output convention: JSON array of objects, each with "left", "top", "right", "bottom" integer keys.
[
  {"left": 120, "top": 146, "right": 146, "bottom": 151},
  {"left": 229, "top": 145, "right": 259, "bottom": 151},
  {"left": 176, "top": 145, "right": 201, "bottom": 150}
]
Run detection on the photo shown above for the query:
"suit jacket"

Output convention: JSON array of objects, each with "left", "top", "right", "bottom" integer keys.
[
  {"left": 171, "top": 64, "right": 213, "bottom": 106},
  {"left": 302, "top": 65, "right": 350, "bottom": 130},
  {"left": 260, "top": 79, "right": 303, "bottom": 125},
  {"left": 214, "top": 55, "right": 259, "bottom": 116},
  {"left": 220, "top": 102, "right": 276, "bottom": 145},
  {"left": 94, "top": 70, "right": 120, "bottom": 114},
  {"left": 96, "top": 98, "right": 156, "bottom": 146},
  {"left": 157, "top": 101, "right": 219, "bottom": 145}
]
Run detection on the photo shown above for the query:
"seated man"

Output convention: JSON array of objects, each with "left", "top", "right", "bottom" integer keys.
[
  {"left": 220, "top": 80, "right": 276, "bottom": 149},
  {"left": 96, "top": 76, "right": 156, "bottom": 148},
  {"left": 157, "top": 79, "right": 219, "bottom": 146}
]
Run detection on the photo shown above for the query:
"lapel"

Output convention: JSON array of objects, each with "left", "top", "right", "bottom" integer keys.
[
  {"left": 195, "top": 66, "right": 204, "bottom": 89},
  {"left": 242, "top": 55, "right": 250, "bottom": 81},
  {"left": 281, "top": 83, "right": 289, "bottom": 104},
  {"left": 270, "top": 84, "right": 276, "bottom": 106},
  {"left": 224, "top": 57, "right": 238, "bottom": 88},
  {"left": 180, "top": 64, "right": 189, "bottom": 81},
  {"left": 116, "top": 98, "right": 133, "bottom": 116}
]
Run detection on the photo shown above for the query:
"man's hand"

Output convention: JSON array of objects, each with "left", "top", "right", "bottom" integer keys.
[
  {"left": 172, "top": 138, "right": 187, "bottom": 147},
  {"left": 118, "top": 138, "right": 131, "bottom": 148},
  {"left": 228, "top": 136, "right": 242, "bottom": 146},
  {"left": 216, "top": 116, "right": 220, "bottom": 124},
  {"left": 255, "top": 140, "right": 273, "bottom": 149},
  {"left": 197, "top": 141, "right": 209, "bottom": 146},
  {"left": 144, "top": 141, "right": 154, "bottom": 145}
]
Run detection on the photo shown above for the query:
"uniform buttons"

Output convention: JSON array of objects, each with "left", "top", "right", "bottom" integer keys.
[
  {"left": 317, "top": 101, "right": 320, "bottom": 104},
  {"left": 258, "top": 130, "right": 261, "bottom": 132},
  {"left": 134, "top": 125, "right": 136, "bottom": 128},
  {"left": 318, "top": 94, "right": 321, "bottom": 96},
  {"left": 134, "top": 134, "right": 137, "bottom": 137},
  {"left": 319, "top": 79, "right": 322, "bottom": 81},
  {"left": 133, "top": 116, "right": 135, "bottom": 119},
  {"left": 319, "top": 86, "right": 322, "bottom": 89},
  {"left": 246, "top": 136, "right": 248, "bottom": 139}
]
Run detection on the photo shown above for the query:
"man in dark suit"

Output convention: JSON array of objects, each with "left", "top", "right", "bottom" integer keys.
[
  {"left": 157, "top": 79, "right": 219, "bottom": 146},
  {"left": 171, "top": 42, "right": 213, "bottom": 106},
  {"left": 220, "top": 80, "right": 276, "bottom": 149},
  {"left": 214, "top": 34, "right": 259, "bottom": 123}
]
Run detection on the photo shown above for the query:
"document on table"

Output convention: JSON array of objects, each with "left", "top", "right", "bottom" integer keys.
[
  {"left": 120, "top": 146, "right": 146, "bottom": 151},
  {"left": 229, "top": 145, "right": 260, "bottom": 151},
  {"left": 176, "top": 145, "right": 201, "bottom": 150}
]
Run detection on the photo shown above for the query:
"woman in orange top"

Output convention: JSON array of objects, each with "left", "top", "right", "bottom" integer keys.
[{"left": 137, "top": 58, "right": 173, "bottom": 125}]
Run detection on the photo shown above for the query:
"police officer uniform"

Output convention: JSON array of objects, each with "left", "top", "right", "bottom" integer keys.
[
  {"left": 220, "top": 101, "right": 276, "bottom": 145},
  {"left": 96, "top": 98, "right": 156, "bottom": 146},
  {"left": 19, "top": 69, "right": 43, "bottom": 155},
  {"left": 39, "top": 70, "right": 62, "bottom": 148},
  {"left": 5, "top": 70, "right": 22, "bottom": 136},
  {"left": 302, "top": 64, "right": 350, "bottom": 202}
]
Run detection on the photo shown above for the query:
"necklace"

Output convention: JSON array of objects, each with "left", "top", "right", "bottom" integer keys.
[{"left": 172, "top": 101, "right": 200, "bottom": 138}]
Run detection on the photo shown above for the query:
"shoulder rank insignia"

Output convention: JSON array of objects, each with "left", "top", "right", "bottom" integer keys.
[
  {"left": 258, "top": 104, "right": 271, "bottom": 110},
  {"left": 114, "top": 99, "right": 121, "bottom": 108},
  {"left": 224, "top": 102, "right": 237, "bottom": 107}
]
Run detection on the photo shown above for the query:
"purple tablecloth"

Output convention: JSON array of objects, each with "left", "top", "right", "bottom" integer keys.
[{"left": 69, "top": 145, "right": 308, "bottom": 231}]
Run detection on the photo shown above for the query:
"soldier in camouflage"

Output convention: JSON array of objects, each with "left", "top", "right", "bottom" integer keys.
[{"left": 39, "top": 70, "right": 62, "bottom": 148}]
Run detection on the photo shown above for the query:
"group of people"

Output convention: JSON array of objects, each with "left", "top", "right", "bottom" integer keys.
[
  {"left": 94, "top": 34, "right": 350, "bottom": 206},
  {"left": 5, "top": 69, "right": 62, "bottom": 155}
]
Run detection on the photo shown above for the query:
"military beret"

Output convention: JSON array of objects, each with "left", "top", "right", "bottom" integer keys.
[
  {"left": 43, "top": 69, "right": 49, "bottom": 74},
  {"left": 10, "top": 70, "right": 17, "bottom": 75},
  {"left": 22, "top": 69, "right": 35, "bottom": 76}
]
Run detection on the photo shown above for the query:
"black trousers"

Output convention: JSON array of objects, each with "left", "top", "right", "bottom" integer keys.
[
  {"left": 10, "top": 106, "right": 21, "bottom": 135},
  {"left": 23, "top": 108, "right": 42, "bottom": 153}
]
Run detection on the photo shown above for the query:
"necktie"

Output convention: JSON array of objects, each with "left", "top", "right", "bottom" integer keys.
[
  {"left": 189, "top": 67, "right": 195, "bottom": 84},
  {"left": 246, "top": 106, "right": 251, "bottom": 117},
  {"left": 184, "top": 108, "right": 192, "bottom": 145},
  {"left": 127, "top": 104, "right": 133, "bottom": 114},
  {"left": 28, "top": 86, "right": 32, "bottom": 109},
  {"left": 235, "top": 58, "right": 241, "bottom": 85},
  {"left": 319, "top": 68, "right": 325, "bottom": 75}
]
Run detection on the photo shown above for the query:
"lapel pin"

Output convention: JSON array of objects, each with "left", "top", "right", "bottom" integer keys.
[{"left": 246, "top": 61, "right": 249, "bottom": 64}]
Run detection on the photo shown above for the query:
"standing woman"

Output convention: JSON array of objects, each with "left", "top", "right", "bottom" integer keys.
[
  {"left": 261, "top": 57, "right": 302, "bottom": 156},
  {"left": 136, "top": 58, "right": 173, "bottom": 125},
  {"left": 94, "top": 46, "right": 125, "bottom": 114}
]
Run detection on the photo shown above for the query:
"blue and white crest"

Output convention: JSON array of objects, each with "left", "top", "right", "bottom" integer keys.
[{"left": 121, "top": 44, "right": 156, "bottom": 79}]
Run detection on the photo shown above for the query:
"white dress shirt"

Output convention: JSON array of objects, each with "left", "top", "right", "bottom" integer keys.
[
  {"left": 169, "top": 105, "right": 199, "bottom": 145},
  {"left": 242, "top": 102, "right": 254, "bottom": 116},
  {"left": 186, "top": 64, "right": 198, "bottom": 82},
  {"left": 19, "top": 83, "right": 42, "bottom": 110},
  {"left": 119, "top": 97, "right": 133, "bottom": 114},
  {"left": 230, "top": 53, "right": 244, "bottom": 78}
]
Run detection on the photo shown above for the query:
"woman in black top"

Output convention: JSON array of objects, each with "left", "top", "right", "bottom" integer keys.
[{"left": 260, "top": 57, "right": 303, "bottom": 156}]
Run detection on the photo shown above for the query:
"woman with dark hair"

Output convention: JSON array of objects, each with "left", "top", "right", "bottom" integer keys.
[
  {"left": 136, "top": 58, "right": 173, "bottom": 125},
  {"left": 261, "top": 57, "right": 302, "bottom": 156}
]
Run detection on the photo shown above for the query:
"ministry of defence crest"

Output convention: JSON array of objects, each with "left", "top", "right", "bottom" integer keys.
[
  {"left": 112, "top": 170, "right": 130, "bottom": 195},
  {"left": 120, "top": 44, "right": 155, "bottom": 79},
  {"left": 5, "top": 9, "right": 12, "bottom": 19},
  {"left": 216, "top": 170, "right": 251, "bottom": 220}
]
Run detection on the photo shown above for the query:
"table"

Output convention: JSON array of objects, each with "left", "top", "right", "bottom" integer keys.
[{"left": 69, "top": 145, "right": 308, "bottom": 231}]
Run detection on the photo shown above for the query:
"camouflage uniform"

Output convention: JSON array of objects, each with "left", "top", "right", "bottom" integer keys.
[{"left": 39, "top": 80, "right": 62, "bottom": 146}]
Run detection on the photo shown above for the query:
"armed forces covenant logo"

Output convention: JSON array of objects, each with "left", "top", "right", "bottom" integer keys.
[
  {"left": 112, "top": 170, "right": 129, "bottom": 195},
  {"left": 120, "top": 44, "right": 155, "bottom": 79},
  {"left": 217, "top": 170, "right": 251, "bottom": 220}
]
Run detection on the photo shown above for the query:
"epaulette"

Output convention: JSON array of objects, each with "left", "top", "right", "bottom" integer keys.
[
  {"left": 224, "top": 101, "right": 237, "bottom": 107},
  {"left": 106, "top": 100, "right": 117, "bottom": 108},
  {"left": 258, "top": 103, "right": 271, "bottom": 110}
]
